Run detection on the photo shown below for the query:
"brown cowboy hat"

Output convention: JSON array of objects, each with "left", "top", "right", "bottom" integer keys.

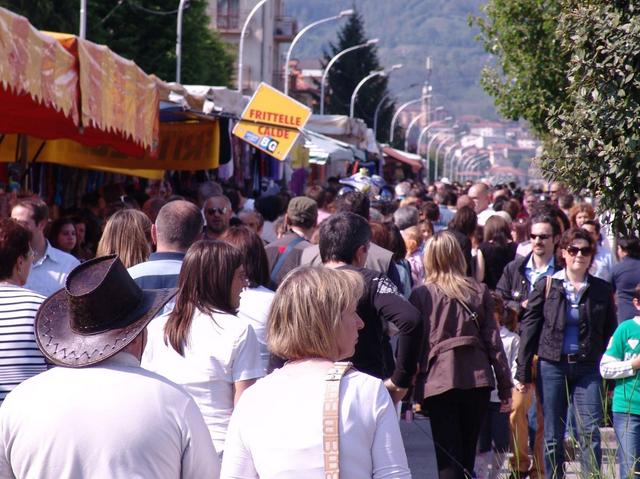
[{"left": 35, "top": 255, "right": 176, "bottom": 368}]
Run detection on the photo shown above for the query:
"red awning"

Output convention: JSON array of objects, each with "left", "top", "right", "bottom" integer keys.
[{"left": 382, "top": 146, "right": 423, "bottom": 173}]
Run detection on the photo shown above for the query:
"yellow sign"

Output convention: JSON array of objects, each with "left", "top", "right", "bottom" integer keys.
[
  {"left": 0, "top": 121, "right": 219, "bottom": 179},
  {"left": 233, "top": 82, "right": 311, "bottom": 161}
]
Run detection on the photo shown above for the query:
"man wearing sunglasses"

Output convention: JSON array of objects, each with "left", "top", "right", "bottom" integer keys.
[
  {"left": 496, "top": 214, "right": 562, "bottom": 479},
  {"left": 202, "top": 195, "right": 233, "bottom": 241}
]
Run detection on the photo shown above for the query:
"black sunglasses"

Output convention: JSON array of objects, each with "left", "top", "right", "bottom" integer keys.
[
  {"left": 566, "top": 246, "right": 593, "bottom": 257},
  {"left": 530, "top": 234, "right": 552, "bottom": 241},
  {"left": 206, "top": 207, "right": 228, "bottom": 215}
]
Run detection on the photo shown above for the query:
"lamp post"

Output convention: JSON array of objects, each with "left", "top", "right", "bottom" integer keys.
[
  {"left": 389, "top": 98, "right": 422, "bottom": 143},
  {"left": 320, "top": 38, "right": 379, "bottom": 115},
  {"left": 349, "top": 64, "right": 402, "bottom": 119},
  {"left": 443, "top": 144, "right": 457, "bottom": 181},
  {"left": 175, "top": 0, "right": 189, "bottom": 83},
  {"left": 372, "top": 83, "right": 420, "bottom": 140},
  {"left": 403, "top": 113, "right": 424, "bottom": 151},
  {"left": 238, "top": 0, "right": 270, "bottom": 93},
  {"left": 283, "top": 9, "right": 353, "bottom": 96},
  {"left": 79, "top": 0, "right": 87, "bottom": 38}
]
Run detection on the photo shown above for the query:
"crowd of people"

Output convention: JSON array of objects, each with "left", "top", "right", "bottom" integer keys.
[{"left": 0, "top": 174, "right": 638, "bottom": 478}]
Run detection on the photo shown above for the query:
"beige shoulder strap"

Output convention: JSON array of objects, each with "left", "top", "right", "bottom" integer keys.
[
  {"left": 323, "top": 361, "right": 352, "bottom": 479},
  {"left": 545, "top": 275, "right": 553, "bottom": 299}
]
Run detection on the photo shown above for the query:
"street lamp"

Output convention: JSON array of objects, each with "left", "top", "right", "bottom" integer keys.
[
  {"left": 175, "top": 0, "right": 189, "bottom": 83},
  {"left": 403, "top": 113, "right": 424, "bottom": 151},
  {"left": 80, "top": 0, "right": 87, "bottom": 38},
  {"left": 389, "top": 98, "right": 422, "bottom": 143},
  {"left": 349, "top": 64, "right": 402, "bottom": 118},
  {"left": 319, "top": 38, "right": 379, "bottom": 115},
  {"left": 372, "top": 83, "right": 420, "bottom": 140},
  {"left": 238, "top": 0, "right": 270, "bottom": 93},
  {"left": 283, "top": 9, "right": 353, "bottom": 96}
]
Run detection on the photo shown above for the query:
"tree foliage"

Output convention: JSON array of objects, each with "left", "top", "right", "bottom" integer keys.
[
  {"left": 316, "top": 9, "right": 395, "bottom": 141},
  {"left": 0, "top": 0, "right": 234, "bottom": 86},
  {"left": 542, "top": 2, "right": 640, "bottom": 234},
  {"left": 472, "top": 0, "right": 570, "bottom": 137}
]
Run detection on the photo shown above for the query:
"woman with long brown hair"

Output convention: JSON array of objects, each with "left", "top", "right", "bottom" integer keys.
[
  {"left": 409, "top": 231, "right": 512, "bottom": 479},
  {"left": 142, "top": 240, "right": 263, "bottom": 456},
  {"left": 96, "top": 209, "right": 152, "bottom": 268}
]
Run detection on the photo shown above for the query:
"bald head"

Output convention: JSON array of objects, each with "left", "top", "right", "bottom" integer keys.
[
  {"left": 154, "top": 200, "right": 203, "bottom": 252},
  {"left": 468, "top": 183, "right": 490, "bottom": 214}
]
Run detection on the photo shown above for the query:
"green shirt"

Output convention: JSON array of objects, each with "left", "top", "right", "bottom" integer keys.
[{"left": 605, "top": 318, "right": 640, "bottom": 415}]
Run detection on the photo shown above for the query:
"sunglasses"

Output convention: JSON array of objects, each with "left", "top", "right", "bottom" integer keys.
[
  {"left": 530, "top": 234, "right": 551, "bottom": 241},
  {"left": 566, "top": 246, "right": 593, "bottom": 257},
  {"left": 205, "top": 207, "right": 228, "bottom": 215}
]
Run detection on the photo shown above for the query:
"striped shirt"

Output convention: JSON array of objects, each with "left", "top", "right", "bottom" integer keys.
[{"left": 0, "top": 286, "right": 47, "bottom": 402}]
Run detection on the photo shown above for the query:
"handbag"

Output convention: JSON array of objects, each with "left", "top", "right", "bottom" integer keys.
[{"left": 323, "top": 361, "right": 352, "bottom": 479}]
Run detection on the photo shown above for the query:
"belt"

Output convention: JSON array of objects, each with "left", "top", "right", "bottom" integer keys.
[{"left": 560, "top": 353, "right": 580, "bottom": 364}]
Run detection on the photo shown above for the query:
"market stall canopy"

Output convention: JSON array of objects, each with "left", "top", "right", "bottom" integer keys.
[
  {"left": 0, "top": 7, "right": 159, "bottom": 158},
  {"left": 306, "top": 114, "right": 380, "bottom": 156},
  {"left": 303, "top": 129, "right": 362, "bottom": 165},
  {"left": 382, "top": 146, "right": 423, "bottom": 173}
]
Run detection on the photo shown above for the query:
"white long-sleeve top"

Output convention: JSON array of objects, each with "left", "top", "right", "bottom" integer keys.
[
  {"left": 490, "top": 326, "right": 520, "bottom": 403},
  {"left": 220, "top": 359, "right": 411, "bottom": 479}
]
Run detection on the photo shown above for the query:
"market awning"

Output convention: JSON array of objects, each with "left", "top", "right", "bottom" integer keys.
[
  {"left": 303, "top": 130, "right": 355, "bottom": 165},
  {"left": 0, "top": 7, "right": 160, "bottom": 158},
  {"left": 0, "top": 121, "right": 220, "bottom": 179},
  {"left": 382, "top": 146, "right": 423, "bottom": 173}
]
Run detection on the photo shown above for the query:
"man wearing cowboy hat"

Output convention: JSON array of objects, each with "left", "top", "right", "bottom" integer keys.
[{"left": 0, "top": 255, "right": 220, "bottom": 478}]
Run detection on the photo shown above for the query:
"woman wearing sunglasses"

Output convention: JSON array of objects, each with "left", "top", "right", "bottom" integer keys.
[{"left": 516, "top": 227, "right": 617, "bottom": 479}]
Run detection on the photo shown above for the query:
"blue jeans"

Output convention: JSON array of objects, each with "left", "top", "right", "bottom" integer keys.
[
  {"left": 613, "top": 412, "right": 640, "bottom": 479},
  {"left": 539, "top": 359, "right": 603, "bottom": 479}
]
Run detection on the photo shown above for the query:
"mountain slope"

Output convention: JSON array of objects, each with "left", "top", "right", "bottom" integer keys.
[{"left": 282, "top": 0, "right": 497, "bottom": 119}]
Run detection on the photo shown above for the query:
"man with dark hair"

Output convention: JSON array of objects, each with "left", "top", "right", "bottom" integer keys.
[
  {"left": 320, "top": 212, "right": 422, "bottom": 403},
  {"left": 265, "top": 196, "right": 317, "bottom": 286},
  {"left": 496, "top": 214, "right": 562, "bottom": 479},
  {"left": 11, "top": 198, "right": 79, "bottom": 297},
  {"left": 202, "top": 195, "right": 233, "bottom": 240},
  {"left": 301, "top": 191, "right": 403, "bottom": 288},
  {"left": 128, "top": 200, "right": 203, "bottom": 289}
]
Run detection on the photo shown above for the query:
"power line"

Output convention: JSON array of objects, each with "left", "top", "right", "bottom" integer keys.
[{"left": 125, "top": 0, "right": 189, "bottom": 16}]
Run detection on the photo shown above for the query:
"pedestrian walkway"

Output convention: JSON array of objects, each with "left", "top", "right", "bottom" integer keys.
[{"left": 401, "top": 417, "right": 620, "bottom": 478}]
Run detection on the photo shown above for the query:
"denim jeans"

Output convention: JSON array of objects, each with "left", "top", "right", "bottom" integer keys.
[
  {"left": 613, "top": 412, "right": 640, "bottom": 479},
  {"left": 539, "top": 359, "right": 603, "bottom": 479}
]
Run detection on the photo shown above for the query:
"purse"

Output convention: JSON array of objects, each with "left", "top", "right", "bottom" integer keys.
[{"left": 323, "top": 361, "right": 352, "bottom": 479}]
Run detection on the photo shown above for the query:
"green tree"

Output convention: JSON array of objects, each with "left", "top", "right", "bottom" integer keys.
[
  {"left": 0, "top": 0, "right": 234, "bottom": 86},
  {"left": 542, "top": 1, "right": 640, "bottom": 234},
  {"left": 471, "top": 0, "right": 570, "bottom": 137},
  {"left": 316, "top": 9, "right": 395, "bottom": 142}
]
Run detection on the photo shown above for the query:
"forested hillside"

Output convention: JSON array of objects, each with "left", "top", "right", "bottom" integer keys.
[{"left": 284, "top": 0, "right": 497, "bottom": 118}]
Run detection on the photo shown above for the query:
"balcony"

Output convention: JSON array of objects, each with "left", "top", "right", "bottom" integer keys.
[{"left": 274, "top": 16, "right": 297, "bottom": 42}]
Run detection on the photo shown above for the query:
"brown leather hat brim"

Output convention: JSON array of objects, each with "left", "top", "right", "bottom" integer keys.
[{"left": 35, "top": 288, "right": 176, "bottom": 368}]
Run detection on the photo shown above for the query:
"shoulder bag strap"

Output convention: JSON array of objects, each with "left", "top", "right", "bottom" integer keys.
[
  {"left": 270, "top": 235, "right": 305, "bottom": 283},
  {"left": 323, "top": 361, "right": 352, "bottom": 479},
  {"left": 456, "top": 298, "right": 480, "bottom": 330},
  {"left": 545, "top": 275, "right": 553, "bottom": 299}
]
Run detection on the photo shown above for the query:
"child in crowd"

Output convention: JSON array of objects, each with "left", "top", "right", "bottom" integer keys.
[
  {"left": 475, "top": 294, "right": 519, "bottom": 479},
  {"left": 600, "top": 283, "right": 640, "bottom": 479},
  {"left": 401, "top": 226, "right": 425, "bottom": 288}
]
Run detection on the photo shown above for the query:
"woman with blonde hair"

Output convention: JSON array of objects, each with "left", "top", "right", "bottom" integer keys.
[
  {"left": 221, "top": 266, "right": 411, "bottom": 478},
  {"left": 96, "top": 209, "right": 152, "bottom": 268},
  {"left": 409, "top": 231, "right": 512, "bottom": 479}
]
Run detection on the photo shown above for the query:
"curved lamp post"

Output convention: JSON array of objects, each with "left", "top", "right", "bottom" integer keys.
[
  {"left": 372, "top": 83, "right": 420, "bottom": 140},
  {"left": 403, "top": 113, "right": 424, "bottom": 151},
  {"left": 283, "top": 9, "right": 353, "bottom": 96},
  {"left": 238, "top": 0, "right": 270, "bottom": 92},
  {"left": 350, "top": 64, "right": 402, "bottom": 118},
  {"left": 389, "top": 98, "right": 422, "bottom": 143},
  {"left": 80, "top": 0, "right": 87, "bottom": 38},
  {"left": 320, "top": 38, "right": 379, "bottom": 115},
  {"left": 175, "top": 0, "right": 190, "bottom": 83},
  {"left": 455, "top": 151, "right": 486, "bottom": 181}
]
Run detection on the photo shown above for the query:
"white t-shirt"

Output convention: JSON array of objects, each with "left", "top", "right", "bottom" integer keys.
[
  {"left": 0, "top": 352, "right": 219, "bottom": 479},
  {"left": 237, "top": 286, "right": 274, "bottom": 373},
  {"left": 220, "top": 360, "right": 411, "bottom": 479},
  {"left": 143, "top": 310, "right": 264, "bottom": 453}
]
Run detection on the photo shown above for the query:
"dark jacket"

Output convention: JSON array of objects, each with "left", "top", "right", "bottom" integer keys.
[
  {"left": 409, "top": 281, "right": 513, "bottom": 401},
  {"left": 496, "top": 253, "right": 561, "bottom": 319},
  {"left": 516, "top": 273, "right": 617, "bottom": 383}
]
